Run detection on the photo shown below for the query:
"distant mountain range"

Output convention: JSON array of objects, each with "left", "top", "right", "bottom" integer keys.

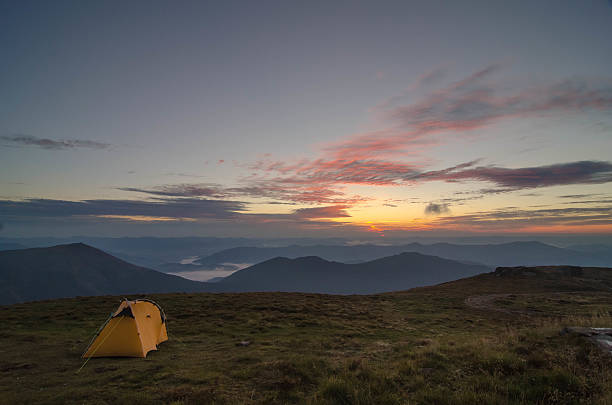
[
  {"left": 3, "top": 237, "right": 611, "bottom": 271},
  {"left": 0, "top": 243, "right": 493, "bottom": 304},
  {"left": 217, "top": 253, "right": 490, "bottom": 294},
  {"left": 0, "top": 236, "right": 346, "bottom": 268},
  {"left": 176, "top": 241, "right": 612, "bottom": 272}
]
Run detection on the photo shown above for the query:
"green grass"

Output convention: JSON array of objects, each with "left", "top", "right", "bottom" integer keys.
[
  {"left": 492, "top": 293, "right": 612, "bottom": 317},
  {"left": 1, "top": 272, "right": 611, "bottom": 404}
]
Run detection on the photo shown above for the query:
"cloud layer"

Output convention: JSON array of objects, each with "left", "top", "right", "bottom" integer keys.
[
  {"left": 1, "top": 135, "right": 110, "bottom": 150},
  {"left": 3, "top": 65, "right": 612, "bottom": 236},
  {"left": 416, "top": 160, "right": 612, "bottom": 190},
  {"left": 0, "top": 198, "right": 245, "bottom": 220},
  {"left": 429, "top": 205, "right": 612, "bottom": 232},
  {"left": 242, "top": 66, "right": 612, "bottom": 206},
  {"left": 0, "top": 198, "right": 353, "bottom": 232}
]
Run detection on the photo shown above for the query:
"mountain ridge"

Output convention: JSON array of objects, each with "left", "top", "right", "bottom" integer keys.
[
  {"left": 183, "top": 240, "right": 612, "bottom": 271},
  {"left": 220, "top": 251, "right": 491, "bottom": 294},
  {"left": 0, "top": 243, "right": 209, "bottom": 305}
]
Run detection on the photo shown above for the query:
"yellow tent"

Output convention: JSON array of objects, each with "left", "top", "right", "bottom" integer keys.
[{"left": 82, "top": 299, "right": 168, "bottom": 358}]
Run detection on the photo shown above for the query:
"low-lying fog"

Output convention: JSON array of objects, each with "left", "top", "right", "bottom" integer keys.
[{"left": 170, "top": 263, "right": 252, "bottom": 282}]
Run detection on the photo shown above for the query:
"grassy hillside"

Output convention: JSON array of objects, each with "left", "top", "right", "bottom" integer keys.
[{"left": 1, "top": 267, "right": 611, "bottom": 404}]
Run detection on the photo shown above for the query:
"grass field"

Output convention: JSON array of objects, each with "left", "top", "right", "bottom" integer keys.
[{"left": 1, "top": 268, "right": 611, "bottom": 404}]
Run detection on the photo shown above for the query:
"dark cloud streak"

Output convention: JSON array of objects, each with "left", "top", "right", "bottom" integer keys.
[
  {"left": 1, "top": 134, "right": 111, "bottom": 150},
  {"left": 430, "top": 205, "right": 612, "bottom": 230},
  {"left": 118, "top": 181, "right": 365, "bottom": 205},
  {"left": 425, "top": 203, "right": 450, "bottom": 215},
  {"left": 0, "top": 198, "right": 245, "bottom": 220},
  {"left": 417, "top": 160, "right": 612, "bottom": 190}
]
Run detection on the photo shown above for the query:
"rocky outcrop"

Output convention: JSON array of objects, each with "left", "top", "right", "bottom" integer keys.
[{"left": 561, "top": 327, "right": 612, "bottom": 354}]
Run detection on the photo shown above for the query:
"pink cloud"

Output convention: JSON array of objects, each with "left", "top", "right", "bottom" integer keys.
[{"left": 247, "top": 66, "right": 612, "bottom": 201}]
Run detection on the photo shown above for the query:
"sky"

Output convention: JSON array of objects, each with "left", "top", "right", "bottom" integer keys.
[{"left": 1, "top": 0, "right": 612, "bottom": 239}]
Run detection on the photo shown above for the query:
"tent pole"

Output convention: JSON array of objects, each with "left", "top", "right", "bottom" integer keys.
[{"left": 76, "top": 317, "right": 123, "bottom": 373}]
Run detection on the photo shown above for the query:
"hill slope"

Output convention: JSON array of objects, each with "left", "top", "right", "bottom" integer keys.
[
  {"left": 0, "top": 243, "right": 208, "bottom": 305},
  {"left": 219, "top": 252, "right": 491, "bottom": 294}
]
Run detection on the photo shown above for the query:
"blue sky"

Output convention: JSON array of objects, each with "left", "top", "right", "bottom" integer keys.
[{"left": 1, "top": 0, "right": 612, "bottom": 237}]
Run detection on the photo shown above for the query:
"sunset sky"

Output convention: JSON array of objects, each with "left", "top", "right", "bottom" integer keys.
[{"left": 1, "top": 0, "right": 612, "bottom": 238}]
